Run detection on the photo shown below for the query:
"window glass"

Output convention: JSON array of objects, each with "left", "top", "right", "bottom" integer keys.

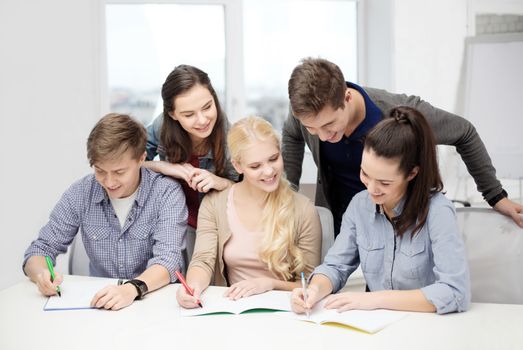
[
  {"left": 106, "top": 4, "right": 226, "bottom": 125},
  {"left": 243, "top": 0, "right": 358, "bottom": 130}
]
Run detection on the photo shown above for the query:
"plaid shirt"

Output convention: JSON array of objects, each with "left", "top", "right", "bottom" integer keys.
[{"left": 23, "top": 167, "right": 187, "bottom": 282}]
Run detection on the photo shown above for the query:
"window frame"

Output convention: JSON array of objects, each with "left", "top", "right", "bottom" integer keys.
[{"left": 102, "top": 0, "right": 363, "bottom": 123}]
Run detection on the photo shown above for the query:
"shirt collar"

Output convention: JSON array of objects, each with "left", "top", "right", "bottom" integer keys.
[
  {"left": 199, "top": 149, "right": 213, "bottom": 160},
  {"left": 134, "top": 167, "right": 150, "bottom": 207},
  {"left": 371, "top": 192, "right": 407, "bottom": 218}
]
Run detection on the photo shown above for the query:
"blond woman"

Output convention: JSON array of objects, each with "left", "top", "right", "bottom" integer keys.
[{"left": 177, "top": 116, "right": 321, "bottom": 308}]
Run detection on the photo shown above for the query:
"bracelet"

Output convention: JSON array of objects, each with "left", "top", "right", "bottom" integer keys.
[
  {"left": 124, "top": 279, "right": 148, "bottom": 300},
  {"left": 487, "top": 189, "right": 508, "bottom": 207}
]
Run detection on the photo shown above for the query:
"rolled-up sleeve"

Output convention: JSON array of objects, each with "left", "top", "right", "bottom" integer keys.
[
  {"left": 421, "top": 201, "right": 471, "bottom": 314},
  {"left": 147, "top": 179, "right": 188, "bottom": 282},
  {"left": 312, "top": 200, "right": 360, "bottom": 293}
]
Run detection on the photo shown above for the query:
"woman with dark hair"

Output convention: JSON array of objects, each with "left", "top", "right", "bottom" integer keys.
[
  {"left": 145, "top": 65, "right": 237, "bottom": 261},
  {"left": 291, "top": 106, "right": 470, "bottom": 315}
]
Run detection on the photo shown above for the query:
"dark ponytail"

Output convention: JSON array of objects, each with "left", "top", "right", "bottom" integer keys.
[{"left": 365, "top": 106, "right": 443, "bottom": 237}]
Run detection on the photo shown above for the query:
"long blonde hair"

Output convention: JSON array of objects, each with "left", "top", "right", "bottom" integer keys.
[{"left": 227, "top": 116, "right": 305, "bottom": 280}]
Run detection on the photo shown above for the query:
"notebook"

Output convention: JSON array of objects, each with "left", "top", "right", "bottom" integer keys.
[
  {"left": 290, "top": 300, "right": 408, "bottom": 334},
  {"left": 44, "top": 277, "right": 118, "bottom": 311},
  {"left": 179, "top": 286, "right": 292, "bottom": 316}
]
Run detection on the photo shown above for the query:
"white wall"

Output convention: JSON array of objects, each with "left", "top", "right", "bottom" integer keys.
[
  {"left": 0, "top": 0, "right": 104, "bottom": 290},
  {"left": 359, "top": 0, "right": 395, "bottom": 90},
  {"left": 392, "top": 0, "right": 470, "bottom": 201},
  {"left": 392, "top": 0, "right": 523, "bottom": 203}
]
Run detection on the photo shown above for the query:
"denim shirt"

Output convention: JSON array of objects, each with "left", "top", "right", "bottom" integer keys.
[
  {"left": 23, "top": 168, "right": 188, "bottom": 282},
  {"left": 146, "top": 114, "right": 238, "bottom": 184},
  {"left": 314, "top": 190, "right": 471, "bottom": 314}
]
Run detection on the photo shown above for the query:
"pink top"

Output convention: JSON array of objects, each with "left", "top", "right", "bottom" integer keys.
[{"left": 223, "top": 185, "right": 275, "bottom": 285}]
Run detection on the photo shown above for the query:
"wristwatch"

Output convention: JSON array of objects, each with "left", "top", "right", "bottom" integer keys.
[
  {"left": 487, "top": 189, "right": 508, "bottom": 207},
  {"left": 124, "top": 279, "right": 148, "bottom": 300}
]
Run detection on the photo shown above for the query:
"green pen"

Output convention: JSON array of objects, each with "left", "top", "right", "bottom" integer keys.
[{"left": 45, "top": 256, "right": 62, "bottom": 297}]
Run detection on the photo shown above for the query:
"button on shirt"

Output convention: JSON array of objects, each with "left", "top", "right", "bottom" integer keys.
[
  {"left": 314, "top": 191, "right": 470, "bottom": 314},
  {"left": 23, "top": 167, "right": 188, "bottom": 282}
]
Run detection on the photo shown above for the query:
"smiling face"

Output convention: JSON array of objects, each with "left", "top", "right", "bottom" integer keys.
[
  {"left": 360, "top": 148, "right": 418, "bottom": 211},
  {"left": 299, "top": 104, "right": 352, "bottom": 143},
  {"left": 93, "top": 149, "right": 145, "bottom": 199},
  {"left": 233, "top": 139, "right": 283, "bottom": 194},
  {"left": 169, "top": 84, "right": 218, "bottom": 145}
]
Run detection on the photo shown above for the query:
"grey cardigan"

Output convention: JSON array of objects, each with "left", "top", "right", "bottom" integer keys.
[{"left": 282, "top": 85, "right": 503, "bottom": 210}]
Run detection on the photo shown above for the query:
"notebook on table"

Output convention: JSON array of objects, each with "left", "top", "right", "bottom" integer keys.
[
  {"left": 44, "top": 277, "right": 118, "bottom": 311},
  {"left": 179, "top": 286, "right": 292, "bottom": 316},
  {"left": 290, "top": 300, "right": 408, "bottom": 334}
]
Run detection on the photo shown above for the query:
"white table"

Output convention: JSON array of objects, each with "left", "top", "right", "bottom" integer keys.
[{"left": 1, "top": 275, "right": 522, "bottom": 350}]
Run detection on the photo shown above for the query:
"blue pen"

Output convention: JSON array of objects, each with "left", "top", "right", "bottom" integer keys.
[{"left": 300, "top": 272, "right": 309, "bottom": 318}]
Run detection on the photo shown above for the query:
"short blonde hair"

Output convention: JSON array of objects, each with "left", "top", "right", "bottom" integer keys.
[
  {"left": 87, "top": 113, "right": 147, "bottom": 166},
  {"left": 227, "top": 116, "right": 305, "bottom": 280}
]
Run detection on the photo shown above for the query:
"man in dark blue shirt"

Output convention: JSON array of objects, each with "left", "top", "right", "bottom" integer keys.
[{"left": 283, "top": 58, "right": 523, "bottom": 235}]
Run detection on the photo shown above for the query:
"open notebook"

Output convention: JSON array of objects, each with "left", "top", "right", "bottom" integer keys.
[
  {"left": 289, "top": 300, "right": 408, "bottom": 334},
  {"left": 179, "top": 286, "right": 292, "bottom": 316},
  {"left": 44, "top": 277, "right": 118, "bottom": 311}
]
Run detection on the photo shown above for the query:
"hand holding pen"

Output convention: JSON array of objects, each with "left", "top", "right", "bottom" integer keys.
[
  {"left": 44, "top": 256, "right": 62, "bottom": 297},
  {"left": 175, "top": 271, "right": 203, "bottom": 309},
  {"left": 291, "top": 274, "right": 322, "bottom": 316},
  {"left": 300, "top": 272, "right": 310, "bottom": 317}
]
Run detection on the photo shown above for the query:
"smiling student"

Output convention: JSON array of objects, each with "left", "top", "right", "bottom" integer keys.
[
  {"left": 23, "top": 113, "right": 187, "bottom": 310},
  {"left": 283, "top": 57, "right": 523, "bottom": 234},
  {"left": 145, "top": 65, "right": 238, "bottom": 261},
  {"left": 291, "top": 106, "right": 470, "bottom": 315},
  {"left": 176, "top": 116, "right": 322, "bottom": 308}
]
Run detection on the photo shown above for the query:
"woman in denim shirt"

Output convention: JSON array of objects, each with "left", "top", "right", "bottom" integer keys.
[
  {"left": 145, "top": 65, "right": 238, "bottom": 262},
  {"left": 291, "top": 106, "right": 470, "bottom": 314}
]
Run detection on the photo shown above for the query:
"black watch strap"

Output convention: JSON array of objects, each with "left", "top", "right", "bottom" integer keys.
[
  {"left": 124, "top": 279, "right": 148, "bottom": 300},
  {"left": 487, "top": 189, "right": 508, "bottom": 207}
]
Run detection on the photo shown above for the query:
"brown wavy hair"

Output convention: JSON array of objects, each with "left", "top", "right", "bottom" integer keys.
[
  {"left": 364, "top": 106, "right": 443, "bottom": 237},
  {"left": 160, "top": 65, "right": 227, "bottom": 176}
]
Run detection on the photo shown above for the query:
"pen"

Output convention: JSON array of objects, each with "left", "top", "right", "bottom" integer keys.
[
  {"left": 175, "top": 271, "right": 202, "bottom": 308},
  {"left": 45, "top": 256, "right": 61, "bottom": 297},
  {"left": 300, "top": 272, "right": 309, "bottom": 318}
]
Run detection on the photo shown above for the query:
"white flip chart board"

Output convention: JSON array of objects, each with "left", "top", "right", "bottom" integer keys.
[{"left": 463, "top": 33, "right": 523, "bottom": 179}]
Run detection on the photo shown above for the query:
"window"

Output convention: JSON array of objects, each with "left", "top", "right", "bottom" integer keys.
[
  {"left": 243, "top": 0, "right": 358, "bottom": 130},
  {"left": 105, "top": 0, "right": 359, "bottom": 129},
  {"left": 106, "top": 3, "right": 226, "bottom": 125}
]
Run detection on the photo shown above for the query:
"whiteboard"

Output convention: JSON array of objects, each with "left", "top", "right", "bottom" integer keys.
[{"left": 463, "top": 33, "right": 523, "bottom": 179}]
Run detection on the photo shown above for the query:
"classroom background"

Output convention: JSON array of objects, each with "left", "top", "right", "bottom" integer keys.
[{"left": 1, "top": 0, "right": 523, "bottom": 291}]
